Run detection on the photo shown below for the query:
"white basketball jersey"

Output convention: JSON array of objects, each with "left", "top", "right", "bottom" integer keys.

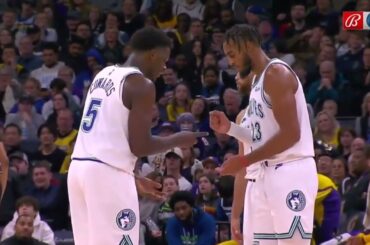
[
  {"left": 72, "top": 65, "right": 142, "bottom": 172},
  {"left": 247, "top": 59, "right": 314, "bottom": 165}
]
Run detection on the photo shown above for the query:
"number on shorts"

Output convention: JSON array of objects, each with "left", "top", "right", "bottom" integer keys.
[
  {"left": 251, "top": 121, "right": 262, "bottom": 142},
  {"left": 82, "top": 98, "right": 102, "bottom": 132}
]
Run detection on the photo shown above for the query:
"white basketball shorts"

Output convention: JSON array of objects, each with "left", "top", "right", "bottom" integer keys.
[
  {"left": 68, "top": 159, "right": 139, "bottom": 245},
  {"left": 243, "top": 158, "right": 318, "bottom": 245}
]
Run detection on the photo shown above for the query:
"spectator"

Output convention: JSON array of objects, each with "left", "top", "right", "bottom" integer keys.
[
  {"left": 355, "top": 92, "right": 370, "bottom": 142},
  {"left": 317, "top": 151, "right": 334, "bottom": 178},
  {"left": 31, "top": 124, "right": 66, "bottom": 173},
  {"left": 331, "top": 157, "right": 347, "bottom": 192},
  {"left": 0, "top": 67, "right": 17, "bottom": 122},
  {"left": 0, "top": 215, "right": 48, "bottom": 245},
  {"left": 120, "top": 0, "right": 145, "bottom": 37},
  {"left": 164, "top": 147, "right": 192, "bottom": 191},
  {"left": 195, "top": 174, "right": 219, "bottom": 218},
  {"left": 190, "top": 96, "right": 210, "bottom": 133},
  {"left": 173, "top": 0, "right": 205, "bottom": 21},
  {"left": 54, "top": 109, "right": 78, "bottom": 173},
  {"left": 342, "top": 148, "right": 370, "bottom": 218},
  {"left": 313, "top": 174, "right": 341, "bottom": 244},
  {"left": 314, "top": 111, "right": 340, "bottom": 148},
  {"left": 17, "top": 36, "right": 43, "bottom": 72},
  {"left": 30, "top": 43, "right": 65, "bottom": 89},
  {"left": 1, "top": 196, "right": 55, "bottom": 245},
  {"left": 166, "top": 191, "right": 216, "bottom": 245},
  {"left": 337, "top": 128, "right": 357, "bottom": 160},
  {"left": 28, "top": 161, "right": 68, "bottom": 230},
  {"left": 5, "top": 95, "right": 44, "bottom": 142},
  {"left": 3, "top": 124, "right": 27, "bottom": 155},
  {"left": 157, "top": 175, "right": 179, "bottom": 229},
  {"left": 166, "top": 83, "right": 192, "bottom": 122},
  {"left": 8, "top": 151, "right": 33, "bottom": 195},
  {"left": 222, "top": 88, "right": 241, "bottom": 122}
]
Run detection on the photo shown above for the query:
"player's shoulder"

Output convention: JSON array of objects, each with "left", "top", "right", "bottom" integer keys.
[
  {"left": 236, "top": 109, "right": 246, "bottom": 124},
  {"left": 264, "top": 60, "right": 297, "bottom": 91}
]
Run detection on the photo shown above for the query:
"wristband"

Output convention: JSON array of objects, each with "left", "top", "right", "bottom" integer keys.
[{"left": 227, "top": 122, "right": 252, "bottom": 144}]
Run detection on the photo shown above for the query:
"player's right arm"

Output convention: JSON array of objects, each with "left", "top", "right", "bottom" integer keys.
[
  {"left": 0, "top": 142, "right": 9, "bottom": 201},
  {"left": 125, "top": 74, "right": 205, "bottom": 157},
  {"left": 231, "top": 109, "right": 247, "bottom": 241}
]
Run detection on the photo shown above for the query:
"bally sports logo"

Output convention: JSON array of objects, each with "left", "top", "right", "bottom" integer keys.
[{"left": 342, "top": 11, "right": 370, "bottom": 30}]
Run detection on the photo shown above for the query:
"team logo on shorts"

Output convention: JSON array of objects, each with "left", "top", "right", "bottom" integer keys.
[
  {"left": 286, "top": 190, "right": 306, "bottom": 212},
  {"left": 116, "top": 209, "right": 136, "bottom": 231}
]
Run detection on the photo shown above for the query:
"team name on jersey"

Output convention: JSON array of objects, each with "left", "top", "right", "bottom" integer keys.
[
  {"left": 89, "top": 77, "right": 115, "bottom": 96},
  {"left": 248, "top": 98, "right": 264, "bottom": 119}
]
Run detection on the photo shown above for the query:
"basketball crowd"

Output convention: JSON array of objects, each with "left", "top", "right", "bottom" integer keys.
[{"left": 0, "top": 0, "right": 369, "bottom": 244}]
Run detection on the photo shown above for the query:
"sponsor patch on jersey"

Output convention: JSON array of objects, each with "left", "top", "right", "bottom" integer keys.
[
  {"left": 116, "top": 209, "right": 136, "bottom": 231},
  {"left": 286, "top": 190, "right": 306, "bottom": 212}
]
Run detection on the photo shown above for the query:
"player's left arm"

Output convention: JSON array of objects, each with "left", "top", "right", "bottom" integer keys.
[
  {"left": 0, "top": 142, "right": 9, "bottom": 201},
  {"left": 243, "top": 64, "right": 300, "bottom": 165}
]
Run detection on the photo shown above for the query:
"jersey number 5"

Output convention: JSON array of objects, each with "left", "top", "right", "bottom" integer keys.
[{"left": 82, "top": 98, "right": 102, "bottom": 133}]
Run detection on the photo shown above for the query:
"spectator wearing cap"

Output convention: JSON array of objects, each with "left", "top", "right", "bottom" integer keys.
[
  {"left": 176, "top": 112, "right": 196, "bottom": 132},
  {"left": 8, "top": 151, "right": 33, "bottom": 195},
  {"left": 202, "top": 156, "right": 219, "bottom": 176},
  {"left": 166, "top": 191, "right": 216, "bottom": 245},
  {"left": 164, "top": 148, "right": 192, "bottom": 191},
  {"left": 31, "top": 124, "right": 67, "bottom": 174},
  {"left": 17, "top": 36, "right": 43, "bottom": 72},
  {"left": 158, "top": 121, "right": 176, "bottom": 137},
  {"left": 30, "top": 42, "right": 65, "bottom": 89},
  {"left": 244, "top": 5, "right": 267, "bottom": 27},
  {"left": 1, "top": 196, "right": 55, "bottom": 245},
  {"left": 5, "top": 94, "right": 44, "bottom": 142}
]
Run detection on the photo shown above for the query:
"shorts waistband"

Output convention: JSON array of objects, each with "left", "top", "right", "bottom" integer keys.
[{"left": 72, "top": 157, "right": 134, "bottom": 176}]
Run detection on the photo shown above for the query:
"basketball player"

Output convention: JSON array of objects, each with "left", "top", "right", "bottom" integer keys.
[
  {"left": 0, "top": 142, "right": 8, "bottom": 202},
  {"left": 210, "top": 24, "right": 318, "bottom": 244},
  {"left": 68, "top": 27, "right": 207, "bottom": 245}
]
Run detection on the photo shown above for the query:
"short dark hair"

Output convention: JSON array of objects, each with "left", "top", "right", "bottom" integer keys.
[
  {"left": 42, "top": 42, "right": 59, "bottom": 53},
  {"left": 203, "top": 65, "right": 219, "bottom": 76},
  {"left": 16, "top": 214, "right": 34, "bottom": 224},
  {"left": 5, "top": 123, "right": 22, "bottom": 135},
  {"left": 15, "top": 196, "right": 39, "bottom": 212},
  {"left": 224, "top": 24, "right": 262, "bottom": 48},
  {"left": 169, "top": 191, "right": 195, "bottom": 209},
  {"left": 130, "top": 27, "right": 171, "bottom": 52},
  {"left": 33, "top": 160, "right": 52, "bottom": 172},
  {"left": 37, "top": 123, "right": 58, "bottom": 139}
]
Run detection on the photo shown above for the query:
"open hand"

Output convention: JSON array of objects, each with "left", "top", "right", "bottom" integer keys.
[
  {"left": 136, "top": 176, "right": 165, "bottom": 202},
  {"left": 209, "top": 111, "right": 231, "bottom": 134}
]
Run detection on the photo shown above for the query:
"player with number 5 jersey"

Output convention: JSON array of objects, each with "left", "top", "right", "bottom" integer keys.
[{"left": 68, "top": 27, "right": 207, "bottom": 245}]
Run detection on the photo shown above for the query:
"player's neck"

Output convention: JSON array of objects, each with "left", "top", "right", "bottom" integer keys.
[
  {"left": 126, "top": 54, "right": 150, "bottom": 79},
  {"left": 251, "top": 50, "right": 271, "bottom": 76}
]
